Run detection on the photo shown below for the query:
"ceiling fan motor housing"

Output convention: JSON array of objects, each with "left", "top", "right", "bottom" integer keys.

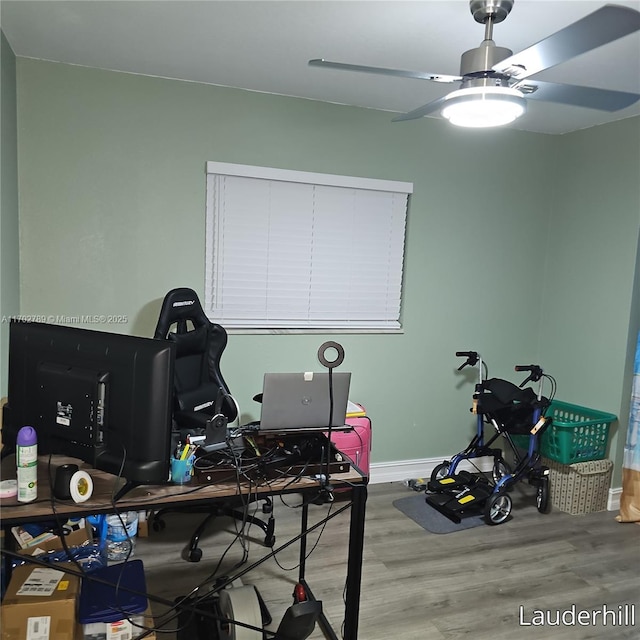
[{"left": 460, "top": 40, "right": 513, "bottom": 79}]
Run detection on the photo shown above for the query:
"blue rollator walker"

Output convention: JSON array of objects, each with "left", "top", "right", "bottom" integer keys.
[{"left": 426, "top": 351, "right": 556, "bottom": 525}]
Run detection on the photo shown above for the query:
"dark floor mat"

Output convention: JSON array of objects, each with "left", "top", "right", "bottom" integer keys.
[{"left": 393, "top": 493, "right": 485, "bottom": 533}]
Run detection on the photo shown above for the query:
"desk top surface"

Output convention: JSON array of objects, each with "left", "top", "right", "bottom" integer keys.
[{"left": 0, "top": 454, "right": 365, "bottom": 525}]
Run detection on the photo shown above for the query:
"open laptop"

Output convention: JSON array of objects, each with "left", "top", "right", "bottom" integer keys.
[{"left": 258, "top": 372, "right": 351, "bottom": 432}]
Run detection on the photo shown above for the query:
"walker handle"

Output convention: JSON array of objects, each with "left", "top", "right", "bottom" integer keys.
[
  {"left": 456, "top": 351, "right": 479, "bottom": 370},
  {"left": 514, "top": 364, "right": 543, "bottom": 387}
]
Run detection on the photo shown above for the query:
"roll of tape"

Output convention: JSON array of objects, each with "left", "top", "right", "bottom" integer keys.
[
  {"left": 218, "top": 586, "right": 263, "bottom": 640},
  {"left": 69, "top": 470, "right": 93, "bottom": 503},
  {"left": 317, "top": 341, "right": 345, "bottom": 369}
]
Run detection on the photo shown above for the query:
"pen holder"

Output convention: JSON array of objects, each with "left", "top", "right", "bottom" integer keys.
[{"left": 170, "top": 456, "right": 194, "bottom": 484}]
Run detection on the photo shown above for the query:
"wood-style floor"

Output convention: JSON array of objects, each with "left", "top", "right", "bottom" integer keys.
[{"left": 137, "top": 481, "right": 639, "bottom": 640}]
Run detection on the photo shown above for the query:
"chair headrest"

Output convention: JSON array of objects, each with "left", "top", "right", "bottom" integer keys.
[{"left": 154, "top": 288, "right": 210, "bottom": 339}]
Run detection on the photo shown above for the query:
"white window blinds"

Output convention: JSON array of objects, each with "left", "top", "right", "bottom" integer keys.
[{"left": 204, "top": 162, "right": 412, "bottom": 331}]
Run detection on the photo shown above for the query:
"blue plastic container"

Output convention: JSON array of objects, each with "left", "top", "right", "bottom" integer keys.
[{"left": 78, "top": 559, "right": 147, "bottom": 624}]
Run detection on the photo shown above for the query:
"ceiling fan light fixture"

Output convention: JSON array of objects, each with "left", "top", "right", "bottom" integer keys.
[{"left": 441, "top": 86, "right": 526, "bottom": 128}]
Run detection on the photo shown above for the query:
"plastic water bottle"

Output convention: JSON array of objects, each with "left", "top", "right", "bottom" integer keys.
[
  {"left": 16, "top": 426, "right": 38, "bottom": 503},
  {"left": 105, "top": 512, "right": 138, "bottom": 561}
]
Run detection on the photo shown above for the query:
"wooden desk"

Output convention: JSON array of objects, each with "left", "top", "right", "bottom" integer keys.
[{"left": 0, "top": 455, "right": 368, "bottom": 640}]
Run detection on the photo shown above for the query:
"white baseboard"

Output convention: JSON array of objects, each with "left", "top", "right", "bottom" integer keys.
[
  {"left": 369, "top": 456, "right": 493, "bottom": 485},
  {"left": 608, "top": 487, "right": 622, "bottom": 512}
]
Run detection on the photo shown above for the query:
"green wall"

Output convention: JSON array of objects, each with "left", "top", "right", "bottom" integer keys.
[
  {"left": 0, "top": 32, "right": 20, "bottom": 396},
  {"left": 540, "top": 120, "right": 640, "bottom": 485},
  {"left": 13, "top": 58, "right": 640, "bottom": 479}
]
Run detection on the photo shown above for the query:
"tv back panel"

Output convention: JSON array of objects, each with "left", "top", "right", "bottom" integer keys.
[{"left": 2, "top": 321, "right": 175, "bottom": 490}]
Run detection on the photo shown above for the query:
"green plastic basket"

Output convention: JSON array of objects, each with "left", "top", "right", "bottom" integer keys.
[{"left": 540, "top": 401, "right": 617, "bottom": 465}]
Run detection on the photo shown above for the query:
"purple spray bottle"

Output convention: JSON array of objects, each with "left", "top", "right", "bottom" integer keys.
[{"left": 17, "top": 426, "right": 38, "bottom": 502}]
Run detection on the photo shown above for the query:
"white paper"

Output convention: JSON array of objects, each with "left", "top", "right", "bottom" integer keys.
[
  {"left": 16, "top": 568, "right": 62, "bottom": 597},
  {"left": 26, "top": 616, "right": 51, "bottom": 640}
]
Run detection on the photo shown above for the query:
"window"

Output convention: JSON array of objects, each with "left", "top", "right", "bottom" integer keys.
[{"left": 204, "top": 162, "right": 412, "bottom": 331}]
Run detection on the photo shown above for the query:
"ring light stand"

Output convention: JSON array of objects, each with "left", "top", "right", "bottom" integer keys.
[{"left": 317, "top": 341, "right": 345, "bottom": 500}]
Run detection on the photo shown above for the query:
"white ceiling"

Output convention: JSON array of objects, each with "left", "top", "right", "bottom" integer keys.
[{"left": 2, "top": 0, "right": 640, "bottom": 134}]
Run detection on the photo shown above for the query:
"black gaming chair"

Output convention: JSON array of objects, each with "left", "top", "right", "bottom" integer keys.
[
  {"left": 151, "top": 287, "right": 274, "bottom": 562},
  {"left": 153, "top": 287, "right": 237, "bottom": 449}
]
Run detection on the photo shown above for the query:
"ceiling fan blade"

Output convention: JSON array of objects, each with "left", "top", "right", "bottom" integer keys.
[
  {"left": 517, "top": 80, "right": 640, "bottom": 112},
  {"left": 308, "top": 59, "right": 461, "bottom": 83},
  {"left": 493, "top": 4, "right": 640, "bottom": 81},
  {"left": 392, "top": 95, "right": 451, "bottom": 122}
]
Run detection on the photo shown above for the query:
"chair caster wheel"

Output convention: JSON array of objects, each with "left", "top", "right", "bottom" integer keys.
[
  {"left": 188, "top": 548, "right": 203, "bottom": 563},
  {"left": 264, "top": 535, "right": 276, "bottom": 548},
  {"left": 152, "top": 518, "right": 166, "bottom": 532}
]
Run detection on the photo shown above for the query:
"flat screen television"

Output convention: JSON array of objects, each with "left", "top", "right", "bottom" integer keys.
[{"left": 2, "top": 321, "right": 175, "bottom": 498}]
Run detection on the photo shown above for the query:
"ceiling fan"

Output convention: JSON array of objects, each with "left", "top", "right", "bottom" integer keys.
[{"left": 309, "top": 1, "right": 640, "bottom": 127}]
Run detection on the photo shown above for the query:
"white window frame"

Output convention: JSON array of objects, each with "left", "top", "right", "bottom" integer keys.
[{"left": 204, "top": 161, "right": 412, "bottom": 333}]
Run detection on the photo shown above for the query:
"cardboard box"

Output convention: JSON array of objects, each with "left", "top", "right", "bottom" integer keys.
[
  {"left": 543, "top": 457, "right": 613, "bottom": 515},
  {"left": 80, "top": 605, "right": 156, "bottom": 640},
  {"left": 136, "top": 511, "right": 150, "bottom": 538},
  {"left": 15, "top": 522, "right": 94, "bottom": 559},
  {"left": 13, "top": 521, "right": 93, "bottom": 556},
  {"left": 1, "top": 563, "right": 80, "bottom": 640}
]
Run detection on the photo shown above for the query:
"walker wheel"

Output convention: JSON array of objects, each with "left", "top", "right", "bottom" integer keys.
[
  {"left": 430, "top": 462, "right": 451, "bottom": 484},
  {"left": 492, "top": 459, "right": 510, "bottom": 484},
  {"left": 536, "top": 476, "right": 551, "bottom": 514},
  {"left": 484, "top": 491, "right": 512, "bottom": 525}
]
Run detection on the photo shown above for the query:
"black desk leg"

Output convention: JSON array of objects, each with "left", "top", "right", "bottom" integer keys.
[
  {"left": 343, "top": 483, "right": 368, "bottom": 640},
  {"left": 297, "top": 485, "right": 367, "bottom": 640},
  {"left": 298, "top": 502, "right": 309, "bottom": 582},
  {"left": 298, "top": 501, "right": 339, "bottom": 640}
]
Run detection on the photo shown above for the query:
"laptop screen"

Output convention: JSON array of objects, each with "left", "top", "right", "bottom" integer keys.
[{"left": 258, "top": 372, "right": 351, "bottom": 432}]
